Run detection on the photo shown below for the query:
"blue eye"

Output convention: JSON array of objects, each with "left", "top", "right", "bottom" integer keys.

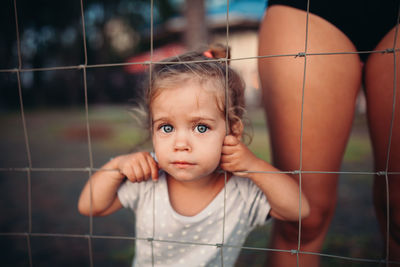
[
  {"left": 160, "top": 124, "right": 173, "bottom": 133},
  {"left": 195, "top": 124, "right": 209, "bottom": 133}
]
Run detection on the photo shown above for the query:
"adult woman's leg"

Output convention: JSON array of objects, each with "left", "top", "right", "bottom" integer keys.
[
  {"left": 365, "top": 26, "right": 400, "bottom": 264},
  {"left": 258, "top": 6, "right": 362, "bottom": 266}
]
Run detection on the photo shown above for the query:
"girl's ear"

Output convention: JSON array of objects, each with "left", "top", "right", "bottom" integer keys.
[{"left": 230, "top": 120, "right": 244, "bottom": 139}]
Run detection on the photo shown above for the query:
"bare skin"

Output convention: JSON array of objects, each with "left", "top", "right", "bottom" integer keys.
[
  {"left": 366, "top": 26, "right": 400, "bottom": 265},
  {"left": 78, "top": 82, "right": 310, "bottom": 222},
  {"left": 258, "top": 5, "right": 400, "bottom": 266}
]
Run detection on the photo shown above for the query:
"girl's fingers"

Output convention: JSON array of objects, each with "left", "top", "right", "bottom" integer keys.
[
  {"left": 124, "top": 167, "right": 136, "bottom": 182},
  {"left": 120, "top": 168, "right": 132, "bottom": 181},
  {"left": 221, "top": 145, "right": 237, "bottom": 155},
  {"left": 220, "top": 154, "right": 237, "bottom": 163},
  {"left": 147, "top": 156, "right": 159, "bottom": 181},
  {"left": 140, "top": 159, "right": 152, "bottom": 181},
  {"left": 232, "top": 171, "right": 248, "bottom": 177},
  {"left": 220, "top": 162, "right": 236, "bottom": 171},
  {"left": 219, "top": 163, "right": 229, "bottom": 171},
  {"left": 132, "top": 164, "right": 144, "bottom": 182},
  {"left": 221, "top": 163, "right": 246, "bottom": 176},
  {"left": 223, "top": 135, "right": 240, "bottom": 146},
  {"left": 117, "top": 152, "right": 159, "bottom": 183}
]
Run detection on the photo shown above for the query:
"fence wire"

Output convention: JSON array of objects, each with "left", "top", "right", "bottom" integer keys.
[{"left": 1, "top": 0, "right": 400, "bottom": 266}]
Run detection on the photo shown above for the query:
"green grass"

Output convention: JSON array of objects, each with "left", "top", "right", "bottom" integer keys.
[
  {"left": 2, "top": 106, "right": 370, "bottom": 166},
  {"left": 1, "top": 105, "right": 378, "bottom": 266},
  {"left": 343, "top": 136, "right": 372, "bottom": 163}
]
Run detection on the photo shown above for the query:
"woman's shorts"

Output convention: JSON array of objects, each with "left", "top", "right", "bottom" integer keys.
[{"left": 267, "top": 0, "right": 399, "bottom": 61}]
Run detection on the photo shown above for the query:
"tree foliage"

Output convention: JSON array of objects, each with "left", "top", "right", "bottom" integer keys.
[{"left": 0, "top": 0, "right": 177, "bottom": 109}]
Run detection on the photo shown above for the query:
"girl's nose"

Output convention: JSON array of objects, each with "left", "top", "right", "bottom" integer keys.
[{"left": 173, "top": 132, "right": 191, "bottom": 152}]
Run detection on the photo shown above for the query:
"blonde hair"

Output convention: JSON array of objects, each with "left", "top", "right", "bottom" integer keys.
[{"left": 144, "top": 44, "right": 246, "bottom": 137}]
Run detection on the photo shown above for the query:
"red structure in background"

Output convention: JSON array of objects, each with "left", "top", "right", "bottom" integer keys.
[{"left": 125, "top": 43, "right": 186, "bottom": 73}]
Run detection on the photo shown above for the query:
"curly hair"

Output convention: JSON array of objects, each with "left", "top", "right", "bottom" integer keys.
[{"left": 144, "top": 44, "right": 246, "bottom": 137}]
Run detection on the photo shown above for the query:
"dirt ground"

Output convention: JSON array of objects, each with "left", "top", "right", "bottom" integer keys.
[{"left": 0, "top": 106, "right": 385, "bottom": 267}]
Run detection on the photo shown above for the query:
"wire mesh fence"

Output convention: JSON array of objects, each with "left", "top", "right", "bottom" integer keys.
[{"left": 1, "top": 0, "right": 400, "bottom": 266}]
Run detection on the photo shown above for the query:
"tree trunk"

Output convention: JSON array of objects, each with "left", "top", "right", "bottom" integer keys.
[{"left": 184, "top": 0, "right": 208, "bottom": 50}]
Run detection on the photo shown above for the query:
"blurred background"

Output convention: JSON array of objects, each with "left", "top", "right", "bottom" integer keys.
[{"left": 0, "top": 0, "right": 381, "bottom": 266}]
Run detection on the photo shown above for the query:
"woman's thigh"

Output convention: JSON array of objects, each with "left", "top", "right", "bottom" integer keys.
[
  {"left": 365, "top": 26, "right": 400, "bottom": 174},
  {"left": 258, "top": 5, "right": 362, "bottom": 213},
  {"left": 365, "top": 26, "right": 400, "bottom": 255}
]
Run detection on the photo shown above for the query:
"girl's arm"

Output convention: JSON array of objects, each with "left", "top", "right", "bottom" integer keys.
[
  {"left": 78, "top": 152, "right": 159, "bottom": 216},
  {"left": 220, "top": 135, "right": 310, "bottom": 221}
]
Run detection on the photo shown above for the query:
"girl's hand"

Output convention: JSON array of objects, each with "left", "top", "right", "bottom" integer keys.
[
  {"left": 220, "top": 135, "right": 261, "bottom": 177},
  {"left": 115, "top": 152, "right": 159, "bottom": 182},
  {"left": 220, "top": 135, "right": 310, "bottom": 220}
]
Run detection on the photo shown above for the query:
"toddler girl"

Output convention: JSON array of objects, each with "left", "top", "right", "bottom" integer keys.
[{"left": 78, "top": 45, "right": 310, "bottom": 267}]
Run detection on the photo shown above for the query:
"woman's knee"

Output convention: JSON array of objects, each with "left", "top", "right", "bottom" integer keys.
[
  {"left": 373, "top": 176, "right": 400, "bottom": 246},
  {"left": 277, "top": 207, "right": 335, "bottom": 244}
]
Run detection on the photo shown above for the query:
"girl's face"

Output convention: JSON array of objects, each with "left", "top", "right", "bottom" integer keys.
[{"left": 151, "top": 80, "right": 227, "bottom": 183}]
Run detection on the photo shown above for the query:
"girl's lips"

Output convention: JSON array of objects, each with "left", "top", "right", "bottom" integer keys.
[{"left": 171, "top": 161, "right": 195, "bottom": 168}]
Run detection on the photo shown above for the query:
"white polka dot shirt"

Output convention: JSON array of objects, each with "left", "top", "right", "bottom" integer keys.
[{"left": 118, "top": 172, "right": 271, "bottom": 267}]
